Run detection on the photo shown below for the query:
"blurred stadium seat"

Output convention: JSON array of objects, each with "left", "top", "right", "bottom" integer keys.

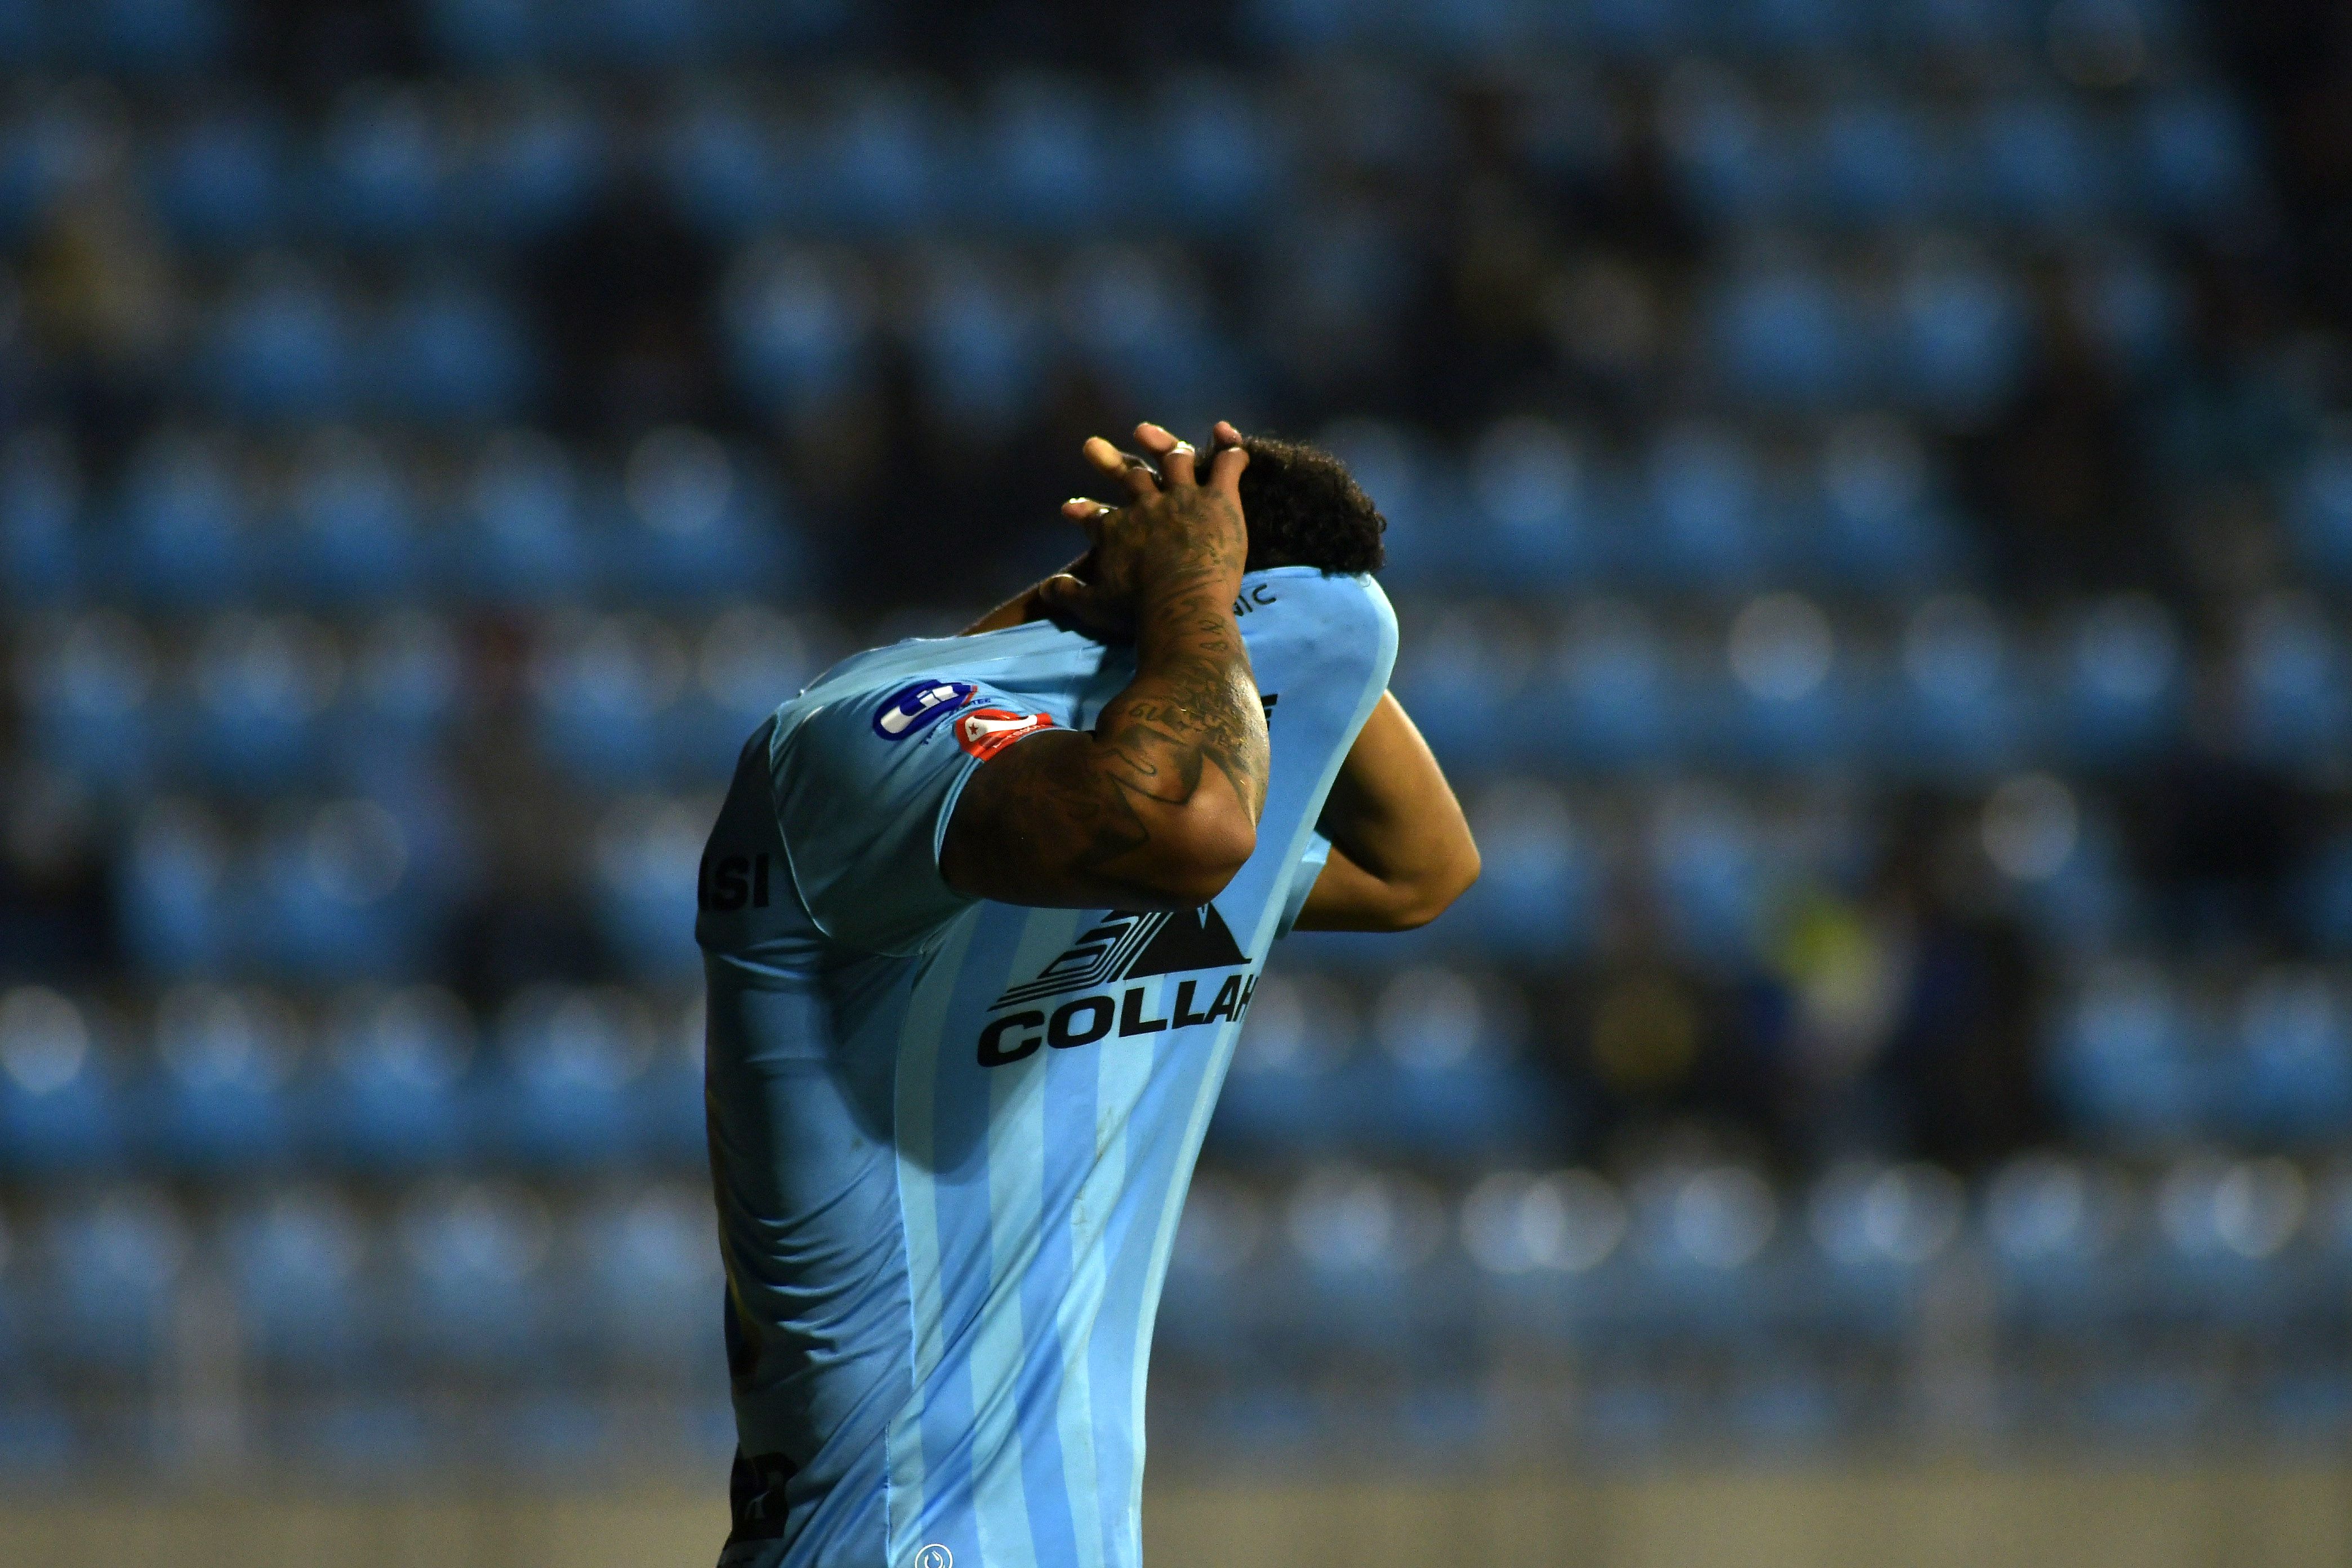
[{"left": 2, "top": 0, "right": 2348, "bottom": 1499}]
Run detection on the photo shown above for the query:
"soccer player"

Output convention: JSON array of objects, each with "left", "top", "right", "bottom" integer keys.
[{"left": 697, "top": 420, "right": 1478, "bottom": 1568}]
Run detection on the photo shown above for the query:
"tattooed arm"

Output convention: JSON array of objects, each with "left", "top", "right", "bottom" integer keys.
[{"left": 941, "top": 422, "right": 1269, "bottom": 911}]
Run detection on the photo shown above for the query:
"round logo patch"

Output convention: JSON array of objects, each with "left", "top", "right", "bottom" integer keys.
[{"left": 873, "top": 680, "right": 977, "bottom": 740}]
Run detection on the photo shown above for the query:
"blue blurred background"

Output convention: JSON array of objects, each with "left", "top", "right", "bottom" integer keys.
[{"left": 3, "top": 0, "right": 2352, "bottom": 1508}]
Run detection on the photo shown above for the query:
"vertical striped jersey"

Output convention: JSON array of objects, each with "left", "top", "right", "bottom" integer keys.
[{"left": 697, "top": 567, "right": 1396, "bottom": 1568}]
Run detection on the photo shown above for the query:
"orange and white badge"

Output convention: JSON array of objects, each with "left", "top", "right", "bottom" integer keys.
[{"left": 956, "top": 707, "right": 1054, "bottom": 761}]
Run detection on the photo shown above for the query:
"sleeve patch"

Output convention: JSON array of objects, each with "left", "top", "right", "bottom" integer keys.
[
  {"left": 956, "top": 707, "right": 1055, "bottom": 761},
  {"left": 873, "top": 680, "right": 978, "bottom": 740}
]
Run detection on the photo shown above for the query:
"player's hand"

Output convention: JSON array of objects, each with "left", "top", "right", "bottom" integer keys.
[
  {"left": 1035, "top": 420, "right": 1248, "bottom": 639},
  {"left": 1028, "top": 551, "right": 1128, "bottom": 640}
]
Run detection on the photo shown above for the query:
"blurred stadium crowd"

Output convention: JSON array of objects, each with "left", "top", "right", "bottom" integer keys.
[{"left": 6, "top": 0, "right": 2352, "bottom": 1476}]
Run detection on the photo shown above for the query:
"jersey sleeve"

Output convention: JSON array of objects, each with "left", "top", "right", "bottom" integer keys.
[
  {"left": 769, "top": 676, "right": 1056, "bottom": 954},
  {"left": 1273, "top": 830, "right": 1333, "bottom": 939}
]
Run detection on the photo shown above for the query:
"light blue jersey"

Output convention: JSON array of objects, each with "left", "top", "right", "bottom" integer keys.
[{"left": 697, "top": 566, "right": 1395, "bottom": 1568}]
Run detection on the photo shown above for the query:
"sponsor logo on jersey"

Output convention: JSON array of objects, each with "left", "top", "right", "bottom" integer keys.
[
  {"left": 977, "top": 903, "right": 1255, "bottom": 1067},
  {"left": 872, "top": 680, "right": 976, "bottom": 740},
  {"left": 697, "top": 851, "right": 772, "bottom": 912},
  {"left": 995, "top": 905, "right": 1247, "bottom": 1007},
  {"left": 955, "top": 706, "right": 1054, "bottom": 760}
]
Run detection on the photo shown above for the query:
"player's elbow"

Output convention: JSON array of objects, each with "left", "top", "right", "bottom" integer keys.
[
  {"left": 1384, "top": 837, "right": 1480, "bottom": 930},
  {"left": 1132, "top": 801, "right": 1256, "bottom": 908}
]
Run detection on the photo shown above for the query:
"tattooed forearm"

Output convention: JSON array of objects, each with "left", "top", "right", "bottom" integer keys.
[
  {"left": 1098, "top": 505, "right": 1267, "bottom": 817},
  {"left": 939, "top": 420, "right": 1268, "bottom": 911},
  {"left": 944, "top": 505, "right": 1266, "bottom": 906}
]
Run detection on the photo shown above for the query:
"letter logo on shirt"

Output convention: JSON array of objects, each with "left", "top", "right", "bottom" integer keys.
[
  {"left": 994, "top": 905, "right": 1247, "bottom": 1009},
  {"left": 872, "top": 680, "right": 977, "bottom": 740},
  {"left": 955, "top": 707, "right": 1054, "bottom": 761}
]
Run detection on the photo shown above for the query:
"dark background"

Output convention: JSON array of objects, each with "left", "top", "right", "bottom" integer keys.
[{"left": 3, "top": 0, "right": 2350, "bottom": 1474}]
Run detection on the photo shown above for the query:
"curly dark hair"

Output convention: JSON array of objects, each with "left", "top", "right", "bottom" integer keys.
[{"left": 1233, "top": 434, "right": 1387, "bottom": 576}]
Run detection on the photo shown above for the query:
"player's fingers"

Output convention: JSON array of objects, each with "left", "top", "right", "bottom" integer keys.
[
  {"left": 1135, "top": 422, "right": 1195, "bottom": 488},
  {"left": 1205, "top": 429, "right": 1249, "bottom": 493},
  {"left": 1032, "top": 574, "right": 1088, "bottom": 622},
  {"left": 1035, "top": 575, "right": 1133, "bottom": 638},
  {"left": 1083, "top": 436, "right": 1158, "bottom": 501},
  {"left": 1063, "top": 498, "right": 1113, "bottom": 551}
]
